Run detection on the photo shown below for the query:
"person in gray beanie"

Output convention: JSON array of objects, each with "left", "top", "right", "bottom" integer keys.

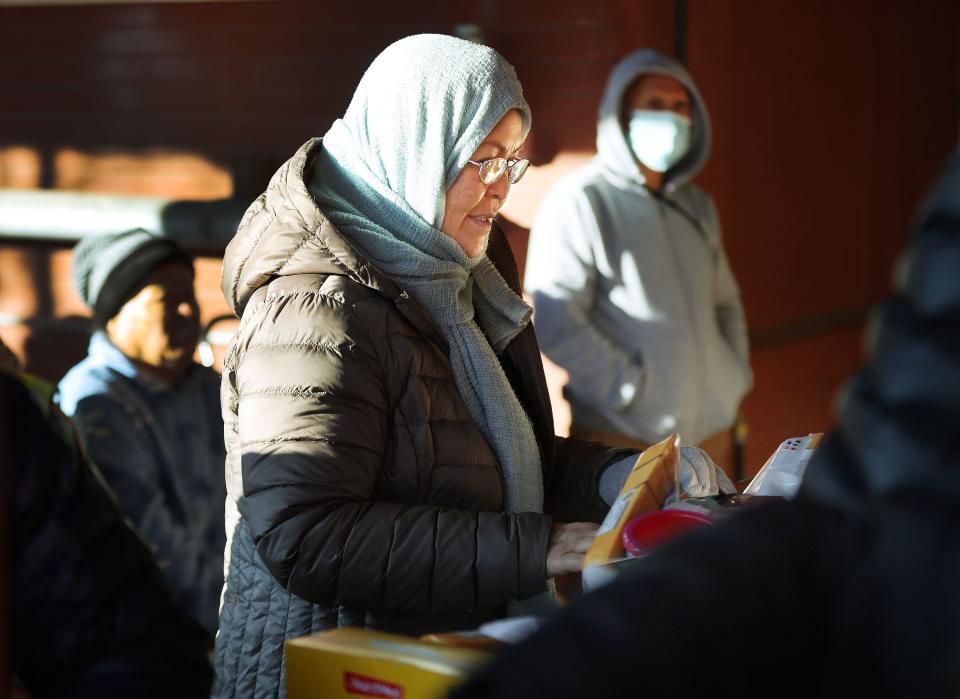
[
  {"left": 56, "top": 228, "right": 226, "bottom": 639},
  {"left": 72, "top": 227, "right": 192, "bottom": 328}
]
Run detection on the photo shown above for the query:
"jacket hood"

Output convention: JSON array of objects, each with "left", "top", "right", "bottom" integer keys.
[
  {"left": 221, "top": 139, "right": 397, "bottom": 316},
  {"left": 596, "top": 49, "right": 711, "bottom": 191}
]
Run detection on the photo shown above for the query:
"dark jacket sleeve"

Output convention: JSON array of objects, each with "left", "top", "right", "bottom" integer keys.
[
  {"left": 4, "top": 374, "right": 212, "bottom": 698},
  {"left": 546, "top": 435, "right": 634, "bottom": 523},
  {"left": 234, "top": 289, "right": 550, "bottom": 614}
]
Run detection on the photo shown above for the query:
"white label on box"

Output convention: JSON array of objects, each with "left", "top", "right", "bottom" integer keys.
[{"left": 597, "top": 487, "right": 637, "bottom": 536}]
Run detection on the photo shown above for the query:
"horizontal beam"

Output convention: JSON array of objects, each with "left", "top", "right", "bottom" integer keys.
[{"left": 0, "top": 189, "right": 247, "bottom": 253}]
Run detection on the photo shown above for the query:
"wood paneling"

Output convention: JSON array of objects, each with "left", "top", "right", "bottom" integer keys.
[
  {"left": 0, "top": 0, "right": 957, "bottom": 472},
  {"left": 688, "top": 0, "right": 959, "bottom": 467}
]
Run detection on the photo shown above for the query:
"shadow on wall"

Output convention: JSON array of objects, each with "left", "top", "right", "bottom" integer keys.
[{"left": 14, "top": 316, "right": 90, "bottom": 384}]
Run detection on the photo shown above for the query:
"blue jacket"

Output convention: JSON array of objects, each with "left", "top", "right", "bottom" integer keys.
[{"left": 57, "top": 331, "right": 226, "bottom": 634}]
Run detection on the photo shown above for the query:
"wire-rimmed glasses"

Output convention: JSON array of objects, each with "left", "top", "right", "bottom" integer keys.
[{"left": 467, "top": 157, "right": 530, "bottom": 185}]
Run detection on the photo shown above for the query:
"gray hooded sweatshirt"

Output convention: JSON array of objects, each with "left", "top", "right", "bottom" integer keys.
[{"left": 525, "top": 49, "right": 752, "bottom": 445}]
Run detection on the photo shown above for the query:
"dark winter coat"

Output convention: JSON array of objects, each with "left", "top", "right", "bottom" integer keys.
[
  {"left": 213, "top": 140, "right": 630, "bottom": 698},
  {"left": 452, "top": 152, "right": 960, "bottom": 699},
  {"left": 4, "top": 373, "right": 212, "bottom": 698}
]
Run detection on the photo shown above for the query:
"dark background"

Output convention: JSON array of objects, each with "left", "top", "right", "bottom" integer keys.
[{"left": 0, "top": 0, "right": 957, "bottom": 471}]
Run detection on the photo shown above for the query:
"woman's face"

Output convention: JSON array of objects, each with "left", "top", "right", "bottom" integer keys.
[{"left": 441, "top": 109, "right": 525, "bottom": 258}]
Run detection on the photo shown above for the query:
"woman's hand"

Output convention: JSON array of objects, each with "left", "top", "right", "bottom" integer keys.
[{"left": 546, "top": 522, "right": 599, "bottom": 578}]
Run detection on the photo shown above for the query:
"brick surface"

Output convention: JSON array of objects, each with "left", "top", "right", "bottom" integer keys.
[{"left": 0, "top": 0, "right": 956, "bottom": 456}]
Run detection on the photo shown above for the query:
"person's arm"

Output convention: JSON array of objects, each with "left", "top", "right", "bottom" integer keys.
[
  {"left": 544, "top": 435, "right": 638, "bottom": 523},
  {"left": 524, "top": 185, "right": 647, "bottom": 414},
  {"left": 69, "top": 395, "right": 223, "bottom": 632},
  {"left": 235, "top": 293, "right": 552, "bottom": 613}
]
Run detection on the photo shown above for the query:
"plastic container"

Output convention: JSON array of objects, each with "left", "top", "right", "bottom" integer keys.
[{"left": 621, "top": 510, "right": 713, "bottom": 558}]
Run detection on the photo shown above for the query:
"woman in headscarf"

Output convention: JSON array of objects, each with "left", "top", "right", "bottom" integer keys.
[{"left": 214, "top": 34, "right": 633, "bottom": 698}]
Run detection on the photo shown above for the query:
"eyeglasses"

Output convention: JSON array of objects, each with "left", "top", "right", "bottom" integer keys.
[{"left": 467, "top": 157, "right": 531, "bottom": 185}]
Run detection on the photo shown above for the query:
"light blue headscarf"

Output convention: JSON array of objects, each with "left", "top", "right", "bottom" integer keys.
[{"left": 309, "top": 34, "right": 543, "bottom": 513}]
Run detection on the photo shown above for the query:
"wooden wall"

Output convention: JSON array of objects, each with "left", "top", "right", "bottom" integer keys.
[
  {"left": 0, "top": 0, "right": 957, "bottom": 474},
  {"left": 688, "top": 0, "right": 959, "bottom": 467}
]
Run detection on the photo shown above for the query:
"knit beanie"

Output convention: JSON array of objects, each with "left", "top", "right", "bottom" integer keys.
[{"left": 71, "top": 229, "right": 193, "bottom": 326}]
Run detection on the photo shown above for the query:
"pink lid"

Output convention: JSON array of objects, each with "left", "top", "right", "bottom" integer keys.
[{"left": 622, "top": 510, "right": 713, "bottom": 558}]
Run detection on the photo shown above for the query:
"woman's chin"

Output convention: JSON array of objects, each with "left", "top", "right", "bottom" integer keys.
[
  {"left": 463, "top": 236, "right": 490, "bottom": 258},
  {"left": 453, "top": 220, "right": 492, "bottom": 257}
]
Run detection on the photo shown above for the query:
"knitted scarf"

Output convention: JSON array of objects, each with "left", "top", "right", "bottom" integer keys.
[{"left": 309, "top": 34, "right": 543, "bottom": 513}]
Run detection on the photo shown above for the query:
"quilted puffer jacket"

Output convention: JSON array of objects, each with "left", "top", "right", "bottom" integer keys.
[{"left": 213, "top": 139, "right": 630, "bottom": 698}]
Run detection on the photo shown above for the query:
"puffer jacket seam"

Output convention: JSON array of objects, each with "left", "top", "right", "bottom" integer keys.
[
  {"left": 346, "top": 296, "right": 391, "bottom": 385},
  {"left": 237, "top": 295, "right": 269, "bottom": 335},
  {"left": 240, "top": 436, "right": 382, "bottom": 455},
  {"left": 238, "top": 387, "right": 333, "bottom": 400},
  {"left": 514, "top": 514, "right": 521, "bottom": 598},
  {"left": 379, "top": 506, "right": 404, "bottom": 610},
  {"left": 314, "top": 233, "right": 387, "bottom": 297},
  {"left": 336, "top": 501, "right": 373, "bottom": 607},
  {"left": 229, "top": 194, "right": 272, "bottom": 308},
  {"left": 244, "top": 341, "right": 349, "bottom": 357},
  {"left": 238, "top": 386, "right": 387, "bottom": 421},
  {"left": 276, "top": 573, "right": 295, "bottom": 698},
  {"left": 424, "top": 411, "right": 438, "bottom": 500},
  {"left": 398, "top": 406, "right": 423, "bottom": 499},
  {"left": 370, "top": 293, "right": 402, "bottom": 495},
  {"left": 472, "top": 511, "right": 480, "bottom": 611},
  {"left": 260, "top": 284, "right": 341, "bottom": 304},
  {"left": 226, "top": 582, "right": 240, "bottom": 695},
  {"left": 233, "top": 528, "right": 255, "bottom": 695},
  {"left": 227, "top": 528, "right": 252, "bottom": 697},
  {"left": 428, "top": 508, "right": 440, "bottom": 610},
  {"left": 275, "top": 229, "right": 318, "bottom": 275},
  {"left": 249, "top": 565, "right": 274, "bottom": 698}
]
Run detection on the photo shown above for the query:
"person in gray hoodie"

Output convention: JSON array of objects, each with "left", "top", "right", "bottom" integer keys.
[{"left": 525, "top": 49, "right": 752, "bottom": 467}]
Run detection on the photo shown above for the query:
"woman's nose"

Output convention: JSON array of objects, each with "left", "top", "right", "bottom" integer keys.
[{"left": 487, "top": 173, "right": 511, "bottom": 200}]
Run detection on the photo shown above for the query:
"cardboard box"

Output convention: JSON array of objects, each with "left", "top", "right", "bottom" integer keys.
[
  {"left": 286, "top": 627, "right": 490, "bottom": 699},
  {"left": 581, "top": 433, "right": 678, "bottom": 590}
]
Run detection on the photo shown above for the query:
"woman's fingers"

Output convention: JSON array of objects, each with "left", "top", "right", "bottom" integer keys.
[{"left": 546, "top": 522, "right": 600, "bottom": 577}]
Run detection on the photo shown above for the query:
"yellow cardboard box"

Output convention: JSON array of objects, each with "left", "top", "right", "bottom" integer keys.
[
  {"left": 286, "top": 627, "right": 490, "bottom": 699},
  {"left": 581, "top": 433, "right": 678, "bottom": 590}
]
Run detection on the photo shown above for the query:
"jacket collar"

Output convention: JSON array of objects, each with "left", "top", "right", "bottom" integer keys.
[
  {"left": 87, "top": 330, "right": 200, "bottom": 395},
  {"left": 223, "top": 139, "right": 449, "bottom": 350}
]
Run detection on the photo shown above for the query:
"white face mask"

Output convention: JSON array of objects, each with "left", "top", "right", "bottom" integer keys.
[{"left": 627, "top": 110, "right": 692, "bottom": 173}]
